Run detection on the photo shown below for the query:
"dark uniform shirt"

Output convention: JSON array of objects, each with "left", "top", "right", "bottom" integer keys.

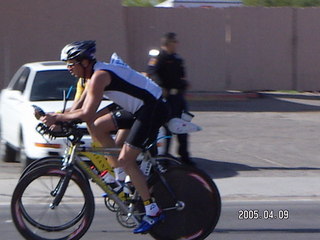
[{"left": 147, "top": 50, "right": 187, "bottom": 91}]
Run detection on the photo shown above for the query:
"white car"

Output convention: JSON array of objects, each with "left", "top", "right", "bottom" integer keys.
[{"left": 0, "top": 61, "right": 110, "bottom": 167}]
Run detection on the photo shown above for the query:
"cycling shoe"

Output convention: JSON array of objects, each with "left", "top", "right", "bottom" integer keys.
[{"left": 133, "top": 212, "right": 165, "bottom": 234}]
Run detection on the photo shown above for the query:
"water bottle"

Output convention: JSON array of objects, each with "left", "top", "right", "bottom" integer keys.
[
  {"left": 123, "top": 175, "right": 134, "bottom": 195},
  {"left": 157, "top": 127, "right": 166, "bottom": 155},
  {"left": 101, "top": 170, "right": 116, "bottom": 184}
]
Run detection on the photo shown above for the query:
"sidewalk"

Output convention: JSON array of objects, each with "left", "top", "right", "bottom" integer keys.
[
  {"left": 1, "top": 173, "right": 320, "bottom": 205},
  {"left": 186, "top": 91, "right": 260, "bottom": 101},
  {"left": 215, "top": 176, "right": 320, "bottom": 202}
]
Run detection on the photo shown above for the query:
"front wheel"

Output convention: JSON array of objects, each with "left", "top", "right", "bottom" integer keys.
[
  {"left": 11, "top": 164, "right": 95, "bottom": 240},
  {"left": 149, "top": 166, "right": 221, "bottom": 240}
]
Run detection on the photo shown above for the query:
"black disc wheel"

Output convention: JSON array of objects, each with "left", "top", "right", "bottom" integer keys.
[{"left": 149, "top": 166, "right": 221, "bottom": 240}]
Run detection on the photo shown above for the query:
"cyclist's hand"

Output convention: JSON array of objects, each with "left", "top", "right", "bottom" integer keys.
[
  {"left": 33, "top": 105, "right": 46, "bottom": 120},
  {"left": 49, "top": 124, "right": 62, "bottom": 132},
  {"left": 40, "top": 113, "right": 58, "bottom": 127}
]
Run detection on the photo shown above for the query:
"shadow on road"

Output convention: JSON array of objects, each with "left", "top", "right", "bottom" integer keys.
[
  {"left": 194, "top": 157, "right": 320, "bottom": 179},
  {"left": 189, "top": 93, "right": 320, "bottom": 112}
]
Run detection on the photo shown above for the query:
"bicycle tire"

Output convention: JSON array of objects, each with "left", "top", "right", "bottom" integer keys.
[
  {"left": 20, "top": 165, "right": 88, "bottom": 232},
  {"left": 19, "top": 156, "right": 63, "bottom": 180},
  {"left": 18, "top": 158, "right": 90, "bottom": 232},
  {"left": 11, "top": 164, "right": 95, "bottom": 240},
  {"left": 149, "top": 165, "right": 221, "bottom": 240},
  {"left": 154, "top": 155, "right": 181, "bottom": 167}
]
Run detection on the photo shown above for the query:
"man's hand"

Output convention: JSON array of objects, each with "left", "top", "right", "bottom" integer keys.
[{"left": 40, "top": 113, "right": 58, "bottom": 126}]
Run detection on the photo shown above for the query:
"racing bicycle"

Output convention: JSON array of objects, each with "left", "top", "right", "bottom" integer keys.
[{"left": 11, "top": 117, "right": 221, "bottom": 240}]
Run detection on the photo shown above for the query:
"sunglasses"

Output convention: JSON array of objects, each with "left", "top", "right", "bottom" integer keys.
[{"left": 66, "top": 61, "right": 80, "bottom": 67}]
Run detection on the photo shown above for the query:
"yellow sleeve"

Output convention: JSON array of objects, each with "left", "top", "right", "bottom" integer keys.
[{"left": 74, "top": 78, "right": 85, "bottom": 101}]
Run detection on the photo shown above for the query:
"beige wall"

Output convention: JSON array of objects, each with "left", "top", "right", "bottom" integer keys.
[
  {"left": 126, "top": 7, "right": 295, "bottom": 91},
  {"left": 0, "top": 0, "right": 127, "bottom": 88},
  {"left": 126, "top": 7, "right": 228, "bottom": 91},
  {"left": 225, "top": 7, "right": 294, "bottom": 91},
  {"left": 1, "top": 2, "right": 320, "bottom": 92},
  {"left": 296, "top": 8, "right": 320, "bottom": 90}
]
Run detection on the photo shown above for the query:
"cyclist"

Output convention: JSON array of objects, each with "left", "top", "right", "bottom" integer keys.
[
  {"left": 60, "top": 62, "right": 130, "bottom": 182},
  {"left": 41, "top": 40, "right": 169, "bottom": 234}
]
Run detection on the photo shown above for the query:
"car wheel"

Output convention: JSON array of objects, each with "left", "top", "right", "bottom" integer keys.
[
  {"left": 18, "top": 140, "right": 34, "bottom": 169},
  {"left": 1, "top": 142, "right": 18, "bottom": 163},
  {"left": 18, "top": 133, "right": 34, "bottom": 169}
]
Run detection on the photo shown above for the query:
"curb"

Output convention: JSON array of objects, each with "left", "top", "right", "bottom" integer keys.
[{"left": 215, "top": 176, "right": 320, "bottom": 202}]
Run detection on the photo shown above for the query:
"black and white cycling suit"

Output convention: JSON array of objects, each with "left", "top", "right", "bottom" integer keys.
[{"left": 94, "top": 61, "right": 169, "bottom": 149}]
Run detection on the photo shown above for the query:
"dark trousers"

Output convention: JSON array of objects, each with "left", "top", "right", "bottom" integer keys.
[{"left": 165, "top": 93, "right": 190, "bottom": 162}]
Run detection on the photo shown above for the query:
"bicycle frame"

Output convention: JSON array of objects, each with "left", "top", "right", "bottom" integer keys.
[
  {"left": 33, "top": 122, "right": 188, "bottom": 226},
  {"left": 56, "top": 142, "right": 141, "bottom": 225}
]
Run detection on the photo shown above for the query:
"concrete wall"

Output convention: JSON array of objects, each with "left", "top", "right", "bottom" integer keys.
[
  {"left": 0, "top": 0, "right": 127, "bottom": 89},
  {"left": 126, "top": 7, "right": 295, "bottom": 91},
  {"left": 296, "top": 8, "right": 320, "bottom": 90},
  {"left": 126, "top": 7, "right": 228, "bottom": 91},
  {"left": 1, "top": 2, "right": 320, "bottom": 92}
]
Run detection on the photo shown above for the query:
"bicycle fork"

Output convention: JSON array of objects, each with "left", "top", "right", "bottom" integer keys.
[
  {"left": 48, "top": 145, "right": 78, "bottom": 209},
  {"left": 49, "top": 166, "right": 74, "bottom": 209}
]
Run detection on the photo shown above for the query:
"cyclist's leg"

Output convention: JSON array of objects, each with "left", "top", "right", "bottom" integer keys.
[
  {"left": 89, "top": 113, "right": 117, "bottom": 146},
  {"left": 122, "top": 101, "right": 168, "bottom": 201},
  {"left": 88, "top": 109, "right": 134, "bottom": 168},
  {"left": 111, "top": 109, "right": 133, "bottom": 147},
  {"left": 118, "top": 143, "right": 164, "bottom": 234},
  {"left": 115, "top": 129, "right": 129, "bottom": 147},
  {"left": 122, "top": 100, "right": 169, "bottom": 233},
  {"left": 118, "top": 143, "right": 147, "bottom": 199}
]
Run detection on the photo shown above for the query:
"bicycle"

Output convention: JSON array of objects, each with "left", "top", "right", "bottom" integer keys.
[{"left": 11, "top": 118, "right": 221, "bottom": 240}]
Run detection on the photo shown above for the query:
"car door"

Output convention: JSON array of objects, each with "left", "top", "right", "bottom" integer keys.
[{"left": 1, "top": 67, "right": 30, "bottom": 147}]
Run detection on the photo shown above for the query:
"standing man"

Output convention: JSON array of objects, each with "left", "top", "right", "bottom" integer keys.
[{"left": 147, "top": 32, "right": 192, "bottom": 165}]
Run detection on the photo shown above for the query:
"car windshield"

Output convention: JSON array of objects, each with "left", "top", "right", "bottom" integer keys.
[{"left": 30, "top": 70, "right": 77, "bottom": 101}]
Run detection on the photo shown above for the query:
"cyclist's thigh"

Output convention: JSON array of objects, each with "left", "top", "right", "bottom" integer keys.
[
  {"left": 111, "top": 109, "right": 134, "bottom": 129},
  {"left": 93, "top": 112, "right": 117, "bottom": 131}
]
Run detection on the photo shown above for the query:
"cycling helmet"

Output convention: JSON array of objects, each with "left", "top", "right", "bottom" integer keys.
[{"left": 60, "top": 40, "right": 96, "bottom": 61}]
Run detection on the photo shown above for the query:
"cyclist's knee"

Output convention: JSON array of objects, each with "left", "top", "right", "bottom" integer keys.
[
  {"left": 117, "top": 143, "right": 141, "bottom": 170},
  {"left": 117, "top": 156, "right": 135, "bottom": 171}
]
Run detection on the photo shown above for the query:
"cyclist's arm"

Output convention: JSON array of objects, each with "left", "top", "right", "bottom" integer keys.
[
  {"left": 69, "top": 85, "right": 88, "bottom": 111},
  {"left": 58, "top": 79, "right": 87, "bottom": 113},
  {"left": 42, "top": 70, "right": 110, "bottom": 125}
]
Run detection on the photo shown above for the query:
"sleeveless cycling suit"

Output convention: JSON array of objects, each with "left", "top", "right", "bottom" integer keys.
[{"left": 93, "top": 54, "right": 169, "bottom": 149}]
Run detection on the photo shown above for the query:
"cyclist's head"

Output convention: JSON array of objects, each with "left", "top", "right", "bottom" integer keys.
[{"left": 61, "top": 40, "right": 96, "bottom": 62}]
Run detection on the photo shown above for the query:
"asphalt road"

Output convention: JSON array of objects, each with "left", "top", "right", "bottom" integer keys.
[{"left": 2, "top": 201, "right": 319, "bottom": 240}]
